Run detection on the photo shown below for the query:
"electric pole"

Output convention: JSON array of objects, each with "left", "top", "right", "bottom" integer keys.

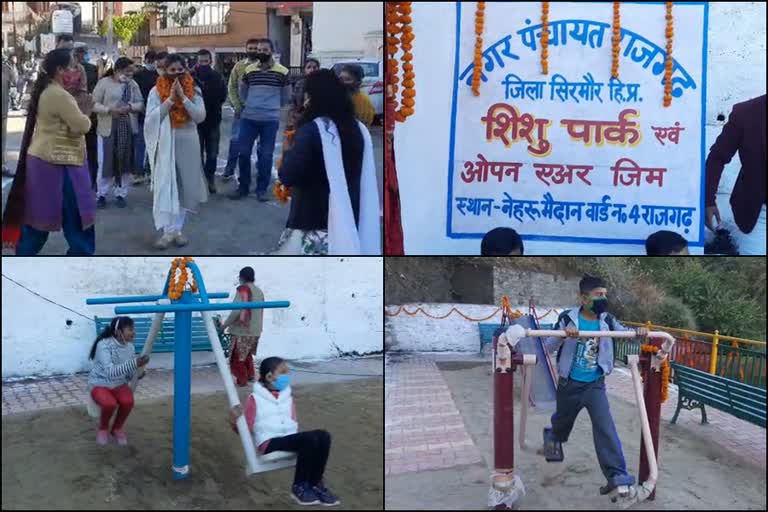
[{"left": 106, "top": 1, "right": 114, "bottom": 56}]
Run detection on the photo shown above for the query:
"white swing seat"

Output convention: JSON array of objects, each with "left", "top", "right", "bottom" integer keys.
[{"left": 248, "top": 450, "right": 297, "bottom": 475}]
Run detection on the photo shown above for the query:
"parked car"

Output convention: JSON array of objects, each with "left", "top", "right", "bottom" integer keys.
[{"left": 331, "top": 59, "right": 383, "bottom": 123}]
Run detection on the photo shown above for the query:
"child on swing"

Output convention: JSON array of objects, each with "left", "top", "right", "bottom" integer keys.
[
  {"left": 229, "top": 357, "right": 340, "bottom": 507},
  {"left": 540, "top": 275, "right": 648, "bottom": 496},
  {"left": 87, "top": 316, "right": 149, "bottom": 446}
]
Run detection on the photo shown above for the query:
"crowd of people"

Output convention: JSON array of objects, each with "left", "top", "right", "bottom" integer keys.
[{"left": 1, "top": 35, "right": 381, "bottom": 255}]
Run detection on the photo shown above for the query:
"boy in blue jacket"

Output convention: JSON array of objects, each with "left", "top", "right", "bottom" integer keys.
[{"left": 541, "top": 274, "right": 648, "bottom": 495}]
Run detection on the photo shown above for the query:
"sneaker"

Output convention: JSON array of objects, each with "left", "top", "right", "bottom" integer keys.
[
  {"left": 154, "top": 232, "right": 175, "bottom": 250},
  {"left": 97, "top": 196, "right": 107, "bottom": 209},
  {"left": 116, "top": 197, "right": 127, "bottom": 208},
  {"left": 173, "top": 231, "right": 189, "bottom": 248},
  {"left": 112, "top": 429, "right": 128, "bottom": 446},
  {"left": 207, "top": 180, "right": 217, "bottom": 195},
  {"left": 228, "top": 190, "right": 247, "bottom": 200},
  {"left": 256, "top": 191, "right": 270, "bottom": 202},
  {"left": 312, "top": 483, "right": 340, "bottom": 506},
  {"left": 222, "top": 169, "right": 235, "bottom": 181},
  {"left": 96, "top": 429, "right": 109, "bottom": 446},
  {"left": 291, "top": 483, "right": 320, "bottom": 506}
]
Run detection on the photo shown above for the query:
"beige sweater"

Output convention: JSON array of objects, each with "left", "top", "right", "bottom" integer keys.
[
  {"left": 223, "top": 283, "right": 265, "bottom": 337},
  {"left": 27, "top": 82, "right": 91, "bottom": 166},
  {"left": 92, "top": 75, "right": 143, "bottom": 137}
]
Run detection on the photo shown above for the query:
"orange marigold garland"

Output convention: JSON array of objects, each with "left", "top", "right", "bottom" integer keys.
[
  {"left": 640, "top": 343, "right": 671, "bottom": 403},
  {"left": 663, "top": 2, "right": 674, "bottom": 107},
  {"left": 471, "top": 2, "right": 486, "bottom": 96},
  {"left": 611, "top": 2, "right": 621, "bottom": 79},
  {"left": 273, "top": 130, "right": 296, "bottom": 204},
  {"left": 541, "top": 2, "right": 550, "bottom": 75},
  {"left": 168, "top": 257, "right": 197, "bottom": 300},
  {"left": 386, "top": 2, "right": 415, "bottom": 123},
  {"left": 156, "top": 74, "right": 196, "bottom": 128}
]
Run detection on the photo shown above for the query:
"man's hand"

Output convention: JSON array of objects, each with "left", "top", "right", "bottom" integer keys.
[
  {"left": 705, "top": 205, "right": 722, "bottom": 232},
  {"left": 635, "top": 327, "right": 649, "bottom": 338},
  {"left": 564, "top": 326, "right": 579, "bottom": 338}
]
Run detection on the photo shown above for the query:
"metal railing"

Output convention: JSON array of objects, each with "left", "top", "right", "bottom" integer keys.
[{"left": 618, "top": 321, "right": 766, "bottom": 388}]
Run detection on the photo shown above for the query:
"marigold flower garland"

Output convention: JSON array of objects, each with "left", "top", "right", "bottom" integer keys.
[
  {"left": 611, "top": 2, "right": 621, "bottom": 79},
  {"left": 156, "top": 74, "right": 196, "bottom": 128},
  {"left": 168, "top": 257, "right": 197, "bottom": 300},
  {"left": 541, "top": 2, "right": 550, "bottom": 75},
  {"left": 471, "top": 2, "right": 486, "bottom": 95},
  {"left": 663, "top": 2, "right": 674, "bottom": 107},
  {"left": 640, "top": 343, "right": 671, "bottom": 403},
  {"left": 273, "top": 130, "right": 296, "bottom": 204},
  {"left": 386, "top": 2, "right": 415, "bottom": 122}
]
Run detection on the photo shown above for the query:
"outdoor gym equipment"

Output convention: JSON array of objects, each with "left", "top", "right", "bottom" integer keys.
[
  {"left": 489, "top": 324, "right": 675, "bottom": 510},
  {"left": 86, "top": 260, "right": 293, "bottom": 480}
]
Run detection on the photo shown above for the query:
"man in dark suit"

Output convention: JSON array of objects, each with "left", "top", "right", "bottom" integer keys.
[
  {"left": 705, "top": 94, "right": 766, "bottom": 254},
  {"left": 192, "top": 49, "right": 228, "bottom": 195}
]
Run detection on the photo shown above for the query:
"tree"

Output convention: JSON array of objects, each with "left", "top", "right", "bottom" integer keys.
[{"left": 99, "top": 12, "right": 148, "bottom": 46}]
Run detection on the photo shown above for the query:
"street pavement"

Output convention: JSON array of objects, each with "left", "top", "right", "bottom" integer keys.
[{"left": 1, "top": 106, "right": 383, "bottom": 255}]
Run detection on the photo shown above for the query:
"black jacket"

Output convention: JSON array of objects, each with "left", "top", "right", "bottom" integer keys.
[
  {"left": 279, "top": 121, "right": 364, "bottom": 231},
  {"left": 192, "top": 67, "right": 227, "bottom": 129},
  {"left": 82, "top": 61, "right": 98, "bottom": 93},
  {"left": 133, "top": 66, "right": 158, "bottom": 123}
]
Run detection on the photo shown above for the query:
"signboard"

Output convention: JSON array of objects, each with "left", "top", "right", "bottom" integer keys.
[
  {"left": 52, "top": 9, "right": 74, "bottom": 34},
  {"left": 447, "top": 1, "right": 708, "bottom": 247}
]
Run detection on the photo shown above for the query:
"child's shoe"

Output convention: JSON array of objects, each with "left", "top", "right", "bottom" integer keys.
[
  {"left": 291, "top": 482, "right": 320, "bottom": 506},
  {"left": 96, "top": 429, "right": 109, "bottom": 445},
  {"left": 312, "top": 482, "right": 340, "bottom": 506},
  {"left": 112, "top": 429, "right": 128, "bottom": 446}
]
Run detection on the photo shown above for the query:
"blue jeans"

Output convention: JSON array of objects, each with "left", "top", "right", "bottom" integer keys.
[
  {"left": 16, "top": 171, "right": 96, "bottom": 255},
  {"left": 225, "top": 112, "right": 241, "bottom": 173},
  {"left": 198, "top": 123, "right": 221, "bottom": 182},
  {"left": 134, "top": 120, "right": 146, "bottom": 175},
  {"left": 237, "top": 118, "right": 279, "bottom": 195},
  {"left": 551, "top": 376, "right": 635, "bottom": 488}
]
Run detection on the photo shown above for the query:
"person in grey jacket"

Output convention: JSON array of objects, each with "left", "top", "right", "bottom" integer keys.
[
  {"left": 2, "top": 55, "right": 18, "bottom": 176},
  {"left": 87, "top": 316, "right": 149, "bottom": 446},
  {"left": 540, "top": 274, "right": 648, "bottom": 495}
]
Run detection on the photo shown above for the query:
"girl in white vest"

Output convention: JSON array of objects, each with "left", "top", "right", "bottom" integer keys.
[{"left": 229, "top": 357, "right": 340, "bottom": 506}]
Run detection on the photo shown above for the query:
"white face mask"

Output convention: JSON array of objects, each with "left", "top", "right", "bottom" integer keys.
[
  {"left": 157, "top": 68, "right": 166, "bottom": 77},
  {"left": 117, "top": 74, "right": 129, "bottom": 83}
]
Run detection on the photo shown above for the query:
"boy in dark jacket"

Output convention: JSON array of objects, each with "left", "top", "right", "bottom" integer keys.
[
  {"left": 541, "top": 274, "right": 647, "bottom": 496},
  {"left": 193, "top": 49, "right": 228, "bottom": 194}
]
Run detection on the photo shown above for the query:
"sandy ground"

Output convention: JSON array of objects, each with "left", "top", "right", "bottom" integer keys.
[
  {"left": 386, "top": 359, "right": 766, "bottom": 510},
  {"left": 2, "top": 379, "right": 383, "bottom": 510}
]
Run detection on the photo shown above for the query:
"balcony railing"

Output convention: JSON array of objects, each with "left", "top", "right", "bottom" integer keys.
[{"left": 151, "top": 24, "right": 227, "bottom": 37}]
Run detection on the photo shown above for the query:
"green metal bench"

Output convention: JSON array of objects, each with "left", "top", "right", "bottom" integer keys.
[
  {"left": 670, "top": 362, "right": 766, "bottom": 428},
  {"left": 479, "top": 322, "right": 555, "bottom": 351},
  {"left": 94, "top": 315, "right": 230, "bottom": 357}
]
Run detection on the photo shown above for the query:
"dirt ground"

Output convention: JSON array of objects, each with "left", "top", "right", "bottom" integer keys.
[
  {"left": 2, "top": 379, "right": 383, "bottom": 510},
  {"left": 386, "top": 359, "right": 766, "bottom": 510}
]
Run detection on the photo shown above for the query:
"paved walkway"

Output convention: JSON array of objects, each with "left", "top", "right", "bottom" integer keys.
[
  {"left": 385, "top": 353, "right": 483, "bottom": 475},
  {"left": 385, "top": 353, "right": 766, "bottom": 477},
  {"left": 2, "top": 357, "right": 383, "bottom": 417}
]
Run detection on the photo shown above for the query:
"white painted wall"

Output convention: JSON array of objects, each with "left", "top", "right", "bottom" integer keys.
[
  {"left": 385, "top": 303, "right": 563, "bottom": 353},
  {"left": 311, "top": 1, "right": 383, "bottom": 66},
  {"left": 2, "top": 257, "right": 383, "bottom": 379},
  {"left": 395, "top": 1, "right": 766, "bottom": 255}
]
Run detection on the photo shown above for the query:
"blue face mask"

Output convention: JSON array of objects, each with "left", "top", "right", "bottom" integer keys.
[
  {"left": 272, "top": 374, "right": 291, "bottom": 391},
  {"left": 145, "top": 63, "right": 156, "bottom": 71}
]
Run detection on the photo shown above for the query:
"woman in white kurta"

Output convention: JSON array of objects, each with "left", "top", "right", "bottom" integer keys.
[{"left": 144, "top": 54, "right": 208, "bottom": 249}]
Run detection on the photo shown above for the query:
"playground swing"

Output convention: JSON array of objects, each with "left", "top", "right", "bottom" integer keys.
[
  {"left": 84, "top": 258, "right": 296, "bottom": 478},
  {"left": 490, "top": 312, "right": 676, "bottom": 510}
]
